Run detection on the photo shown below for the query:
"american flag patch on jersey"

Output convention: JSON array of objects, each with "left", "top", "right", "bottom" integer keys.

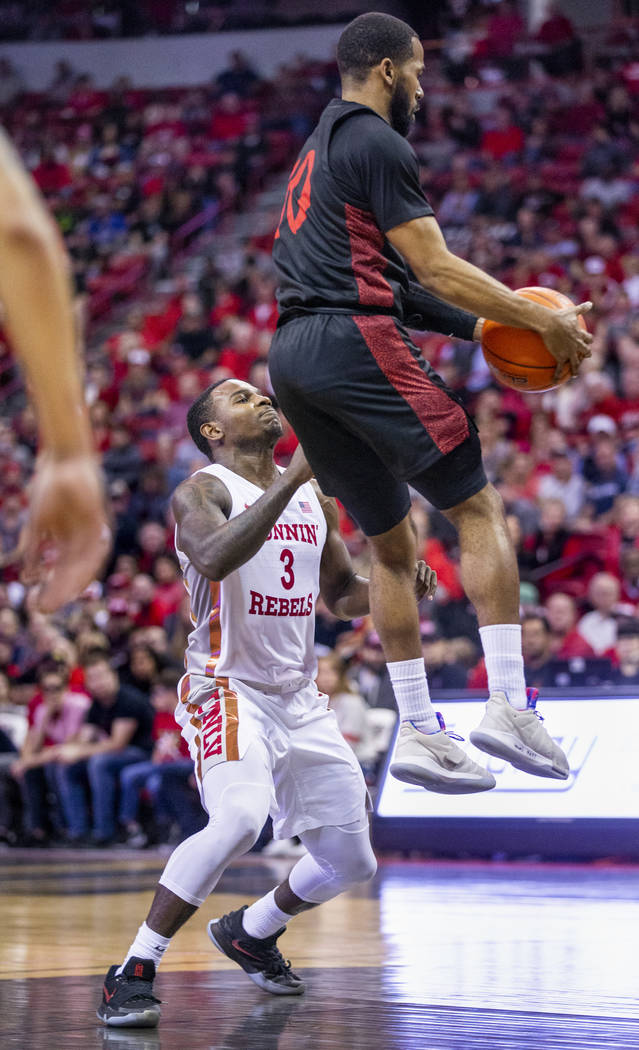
[{"left": 298, "top": 500, "right": 313, "bottom": 514}]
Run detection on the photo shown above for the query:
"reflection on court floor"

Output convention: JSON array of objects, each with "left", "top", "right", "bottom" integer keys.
[{"left": 1, "top": 851, "right": 638, "bottom": 1049}]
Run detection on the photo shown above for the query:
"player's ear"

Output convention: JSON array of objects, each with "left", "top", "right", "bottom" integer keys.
[
  {"left": 380, "top": 57, "right": 395, "bottom": 87},
  {"left": 201, "top": 421, "right": 223, "bottom": 444}
]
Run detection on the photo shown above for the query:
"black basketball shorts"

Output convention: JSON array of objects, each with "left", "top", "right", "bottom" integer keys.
[{"left": 269, "top": 313, "right": 487, "bottom": 536}]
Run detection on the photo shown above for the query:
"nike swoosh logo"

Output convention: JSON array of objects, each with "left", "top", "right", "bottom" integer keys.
[
  {"left": 231, "top": 938, "right": 262, "bottom": 961},
  {"left": 103, "top": 986, "right": 116, "bottom": 1003}
]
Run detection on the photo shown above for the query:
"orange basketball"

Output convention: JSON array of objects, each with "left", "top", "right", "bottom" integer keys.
[{"left": 481, "top": 287, "right": 587, "bottom": 392}]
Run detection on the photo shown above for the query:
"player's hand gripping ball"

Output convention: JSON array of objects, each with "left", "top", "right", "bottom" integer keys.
[{"left": 481, "top": 287, "right": 588, "bottom": 392}]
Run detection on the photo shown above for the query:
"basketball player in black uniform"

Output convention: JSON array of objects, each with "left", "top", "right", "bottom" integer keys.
[{"left": 270, "top": 13, "right": 593, "bottom": 789}]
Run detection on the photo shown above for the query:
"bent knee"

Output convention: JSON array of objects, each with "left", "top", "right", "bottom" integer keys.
[
  {"left": 340, "top": 846, "right": 378, "bottom": 886},
  {"left": 211, "top": 804, "right": 265, "bottom": 855}
]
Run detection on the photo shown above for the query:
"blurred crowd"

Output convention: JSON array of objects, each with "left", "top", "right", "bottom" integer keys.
[
  {"left": 3, "top": 1, "right": 639, "bottom": 847},
  {"left": 0, "top": 0, "right": 367, "bottom": 40}
]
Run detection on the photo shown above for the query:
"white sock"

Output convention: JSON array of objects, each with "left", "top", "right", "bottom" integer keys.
[
  {"left": 117, "top": 921, "right": 171, "bottom": 973},
  {"left": 479, "top": 624, "right": 527, "bottom": 709},
  {"left": 242, "top": 889, "right": 294, "bottom": 940},
  {"left": 387, "top": 657, "right": 439, "bottom": 733}
]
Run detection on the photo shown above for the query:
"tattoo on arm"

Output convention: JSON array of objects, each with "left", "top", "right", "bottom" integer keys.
[{"left": 173, "top": 469, "right": 303, "bottom": 581}]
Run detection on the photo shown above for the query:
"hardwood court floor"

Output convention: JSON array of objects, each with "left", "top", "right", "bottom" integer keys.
[{"left": 1, "top": 849, "right": 639, "bottom": 1049}]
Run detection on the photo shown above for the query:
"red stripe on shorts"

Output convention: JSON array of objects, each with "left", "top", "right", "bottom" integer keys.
[{"left": 354, "top": 315, "right": 469, "bottom": 455}]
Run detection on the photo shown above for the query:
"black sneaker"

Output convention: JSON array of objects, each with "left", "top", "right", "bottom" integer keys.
[
  {"left": 207, "top": 906, "right": 305, "bottom": 996},
  {"left": 97, "top": 957, "right": 161, "bottom": 1027}
]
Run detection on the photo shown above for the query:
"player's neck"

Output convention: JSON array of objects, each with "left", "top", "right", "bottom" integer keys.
[
  {"left": 217, "top": 446, "right": 279, "bottom": 490},
  {"left": 340, "top": 87, "right": 391, "bottom": 126}
]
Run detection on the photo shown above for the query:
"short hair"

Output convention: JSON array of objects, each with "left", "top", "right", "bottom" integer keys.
[
  {"left": 523, "top": 612, "right": 551, "bottom": 633},
  {"left": 337, "top": 12, "right": 417, "bottom": 83},
  {"left": 186, "top": 379, "right": 229, "bottom": 459},
  {"left": 37, "top": 658, "right": 69, "bottom": 683},
  {"left": 82, "top": 649, "right": 113, "bottom": 671}
]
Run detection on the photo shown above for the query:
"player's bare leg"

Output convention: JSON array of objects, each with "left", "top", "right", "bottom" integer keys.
[
  {"left": 367, "top": 514, "right": 495, "bottom": 793},
  {"left": 443, "top": 483, "right": 569, "bottom": 779},
  {"left": 146, "top": 885, "right": 198, "bottom": 936},
  {"left": 367, "top": 515, "right": 424, "bottom": 664},
  {"left": 442, "top": 483, "right": 520, "bottom": 628}
]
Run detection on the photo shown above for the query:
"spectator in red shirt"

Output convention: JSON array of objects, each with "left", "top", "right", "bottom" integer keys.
[
  {"left": 150, "top": 554, "right": 183, "bottom": 623},
  {"left": 217, "top": 319, "right": 259, "bottom": 381},
  {"left": 481, "top": 105, "right": 524, "bottom": 162},
  {"left": 32, "top": 147, "right": 72, "bottom": 195},
  {"left": 537, "top": 1, "right": 583, "bottom": 75},
  {"left": 538, "top": 3, "right": 578, "bottom": 46},
  {"left": 67, "top": 73, "right": 107, "bottom": 116},
  {"left": 544, "top": 592, "right": 595, "bottom": 658},
  {"left": 209, "top": 279, "right": 243, "bottom": 326},
  {"left": 11, "top": 661, "right": 89, "bottom": 845},
  {"left": 483, "top": 1, "right": 525, "bottom": 60},
  {"left": 210, "top": 93, "right": 252, "bottom": 142}
]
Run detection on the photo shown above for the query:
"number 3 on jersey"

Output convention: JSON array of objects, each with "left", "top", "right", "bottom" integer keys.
[
  {"left": 274, "top": 150, "right": 315, "bottom": 239},
  {"left": 280, "top": 548, "right": 295, "bottom": 591}
]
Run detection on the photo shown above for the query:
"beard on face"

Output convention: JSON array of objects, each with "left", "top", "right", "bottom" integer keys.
[{"left": 389, "top": 77, "right": 414, "bottom": 138}]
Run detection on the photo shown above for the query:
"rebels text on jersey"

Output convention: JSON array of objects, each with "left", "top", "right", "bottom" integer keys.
[{"left": 175, "top": 464, "right": 327, "bottom": 688}]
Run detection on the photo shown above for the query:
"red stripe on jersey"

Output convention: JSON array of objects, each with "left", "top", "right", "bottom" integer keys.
[
  {"left": 344, "top": 203, "right": 394, "bottom": 309},
  {"left": 354, "top": 315, "right": 469, "bottom": 455}
]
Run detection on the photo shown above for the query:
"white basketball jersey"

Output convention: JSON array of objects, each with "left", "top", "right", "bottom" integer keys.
[{"left": 175, "top": 463, "right": 327, "bottom": 689}]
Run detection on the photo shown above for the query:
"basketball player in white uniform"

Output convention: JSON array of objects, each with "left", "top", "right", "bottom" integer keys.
[{"left": 98, "top": 376, "right": 440, "bottom": 1027}]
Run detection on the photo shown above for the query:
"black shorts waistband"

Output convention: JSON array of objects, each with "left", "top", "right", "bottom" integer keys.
[{"left": 277, "top": 306, "right": 402, "bottom": 327}]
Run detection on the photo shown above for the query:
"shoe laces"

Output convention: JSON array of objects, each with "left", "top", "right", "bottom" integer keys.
[
  {"left": 435, "top": 711, "right": 464, "bottom": 742},
  {"left": 116, "top": 973, "right": 161, "bottom": 1004},
  {"left": 254, "top": 936, "right": 295, "bottom": 979},
  {"left": 525, "top": 688, "right": 544, "bottom": 721},
  {"left": 230, "top": 913, "right": 296, "bottom": 981}
]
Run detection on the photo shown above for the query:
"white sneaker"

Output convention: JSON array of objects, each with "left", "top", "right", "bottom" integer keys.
[
  {"left": 470, "top": 689, "right": 569, "bottom": 780},
  {"left": 390, "top": 716, "right": 496, "bottom": 794}
]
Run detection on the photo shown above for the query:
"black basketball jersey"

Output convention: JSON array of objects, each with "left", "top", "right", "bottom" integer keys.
[{"left": 273, "top": 99, "right": 434, "bottom": 323}]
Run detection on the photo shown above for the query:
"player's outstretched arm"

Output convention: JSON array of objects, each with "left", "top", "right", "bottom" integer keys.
[
  {"left": 388, "top": 214, "right": 592, "bottom": 379},
  {"left": 316, "top": 488, "right": 436, "bottom": 619},
  {"left": 172, "top": 446, "right": 313, "bottom": 581},
  {"left": 0, "top": 129, "right": 109, "bottom": 610}
]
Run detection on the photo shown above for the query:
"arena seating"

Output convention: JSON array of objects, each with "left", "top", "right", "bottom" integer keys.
[{"left": 3, "top": 6, "right": 639, "bottom": 846}]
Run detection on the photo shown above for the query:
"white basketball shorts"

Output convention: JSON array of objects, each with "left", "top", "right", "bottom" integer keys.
[{"left": 175, "top": 671, "right": 369, "bottom": 840}]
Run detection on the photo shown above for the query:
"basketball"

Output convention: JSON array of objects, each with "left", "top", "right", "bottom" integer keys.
[{"left": 481, "top": 287, "right": 588, "bottom": 392}]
